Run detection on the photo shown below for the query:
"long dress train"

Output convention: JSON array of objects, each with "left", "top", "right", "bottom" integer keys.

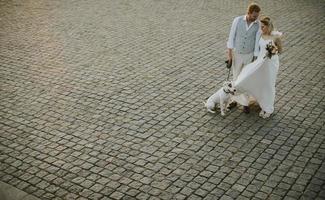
[{"left": 233, "top": 34, "right": 280, "bottom": 114}]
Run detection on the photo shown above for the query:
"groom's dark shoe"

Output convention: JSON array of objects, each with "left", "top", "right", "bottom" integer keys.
[
  {"left": 243, "top": 106, "right": 250, "bottom": 114},
  {"left": 227, "top": 102, "right": 237, "bottom": 110}
]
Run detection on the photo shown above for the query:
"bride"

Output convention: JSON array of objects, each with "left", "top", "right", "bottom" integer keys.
[{"left": 233, "top": 16, "right": 283, "bottom": 118}]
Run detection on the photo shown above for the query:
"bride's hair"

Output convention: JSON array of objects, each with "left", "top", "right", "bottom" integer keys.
[
  {"left": 261, "top": 16, "right": 283, "bottom": 53},
  {"left": 260, "top": 17, "right": 274, "bottom": 33}
]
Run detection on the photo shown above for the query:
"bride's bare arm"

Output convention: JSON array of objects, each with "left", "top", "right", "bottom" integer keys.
[{"left": 274, "top": 37, "right": 283, "bottom": 54}]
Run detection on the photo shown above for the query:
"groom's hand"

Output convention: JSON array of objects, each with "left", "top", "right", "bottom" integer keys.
[{"left": 225, "top": 60, "right": 232, "bottom": 69}]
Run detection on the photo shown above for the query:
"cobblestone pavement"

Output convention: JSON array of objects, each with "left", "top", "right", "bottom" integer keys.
[
  {"left": 0, "top": 0, "right": 324, "bottom": 199},
  {"left": 0, "top": 181, "right": 41, "bottom": 200}
]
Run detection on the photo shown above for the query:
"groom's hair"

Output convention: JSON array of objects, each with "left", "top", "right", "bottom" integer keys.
[{"left": 247, "top": 3, "right": 261, "bottom": 13}]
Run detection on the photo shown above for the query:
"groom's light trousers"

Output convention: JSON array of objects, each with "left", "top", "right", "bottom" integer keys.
[
  {"left": 231, "top": 51, "right": 254, "bottom": 106},
  {"left": 232, "top": 51, "right": 254, "bottom": 80}
]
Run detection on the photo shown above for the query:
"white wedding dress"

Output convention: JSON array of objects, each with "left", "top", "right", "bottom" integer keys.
[{"left": 233, "top": 33, "right": 280, "bottom": 114}]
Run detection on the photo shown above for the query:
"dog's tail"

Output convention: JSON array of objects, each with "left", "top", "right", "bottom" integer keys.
[
  {"left": 207, "top": 109, "right": 216, "bottom": 113},
  {"left": 203, "top": 101, "right": 216, "bottom": 113}
]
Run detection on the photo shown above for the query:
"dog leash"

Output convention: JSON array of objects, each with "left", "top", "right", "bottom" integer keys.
[{"left": 225, "top": 60, "right": 232, "bottom": 81}]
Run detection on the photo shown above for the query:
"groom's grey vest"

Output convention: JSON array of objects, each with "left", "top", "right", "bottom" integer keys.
[{"left": 235, "top": 17, "right": 259, "bottom": 54}]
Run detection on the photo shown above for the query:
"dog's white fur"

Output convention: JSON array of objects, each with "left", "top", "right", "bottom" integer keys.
[{"left": 205, "top": 81, "right": 236, "bottom": 116}]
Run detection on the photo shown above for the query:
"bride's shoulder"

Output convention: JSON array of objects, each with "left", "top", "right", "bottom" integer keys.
[{"left": 271, "top": 31, "right": 284, "bottom": 38}]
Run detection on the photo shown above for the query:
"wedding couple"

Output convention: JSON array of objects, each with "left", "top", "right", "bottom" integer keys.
[{"left": 226, "top": 3, "right": 283, "bottom": 118}]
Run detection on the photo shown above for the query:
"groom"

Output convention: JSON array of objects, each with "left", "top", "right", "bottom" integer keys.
[{"left": 226, "top": 3, "right": 261, "bottom": 113}]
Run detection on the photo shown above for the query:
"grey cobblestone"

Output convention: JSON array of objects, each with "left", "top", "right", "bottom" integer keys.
[{"left": 0, "top": 0, "right": 324, "bottom": 199}]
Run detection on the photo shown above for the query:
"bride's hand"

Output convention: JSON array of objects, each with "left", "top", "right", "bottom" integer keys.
[{"left": 271, "top": 46, "right": 278, "bottom": 54}]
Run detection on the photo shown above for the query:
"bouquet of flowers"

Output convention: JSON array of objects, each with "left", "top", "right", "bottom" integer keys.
[{"left": 264, "top": 42, "right": 278, "bottom": 59}]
